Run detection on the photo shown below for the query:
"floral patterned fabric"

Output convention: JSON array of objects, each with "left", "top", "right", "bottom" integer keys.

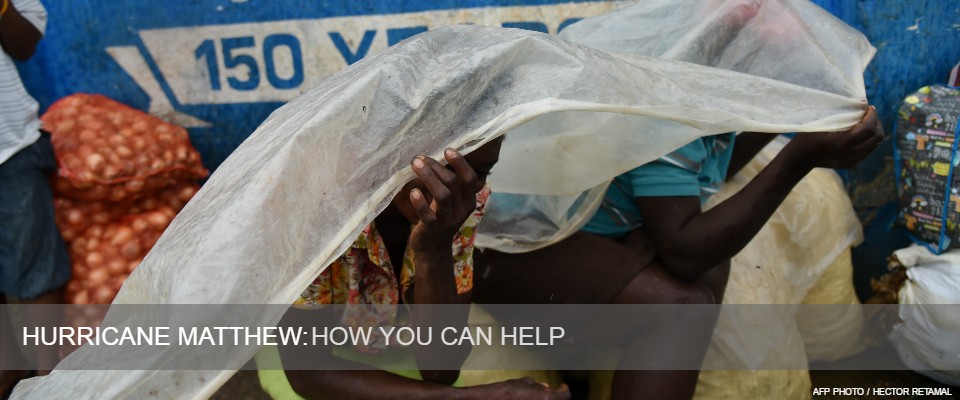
[{"left": 294, "top": 185, "right": 490, "bottom": 353}]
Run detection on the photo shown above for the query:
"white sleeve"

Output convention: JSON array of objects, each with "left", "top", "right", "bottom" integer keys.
[{"left": 10, "top": 0, "right": 47, "bottom": 35}]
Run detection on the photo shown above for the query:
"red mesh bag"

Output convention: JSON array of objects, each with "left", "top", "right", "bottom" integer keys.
[
  {"left": 65, "top": 207, "right": 177, "bottom": 305},
  {"left": 54, "top": 183, "right": 199, "bottom": 242},
  {"left": 41, "top": 94, "right": 208, "bottom": 202}
]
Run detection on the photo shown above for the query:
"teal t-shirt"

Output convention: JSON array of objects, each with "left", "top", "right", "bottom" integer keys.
[{"left": 582, "top": 133, "right": 736, "bottom": 238}]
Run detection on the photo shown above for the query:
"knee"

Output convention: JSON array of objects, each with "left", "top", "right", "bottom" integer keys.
[
  {"left": 660, "top": 280, "right": 716, "bottom": 305},
  {"left": 615, "top": 268, "right": 717, "bottom": 305}
]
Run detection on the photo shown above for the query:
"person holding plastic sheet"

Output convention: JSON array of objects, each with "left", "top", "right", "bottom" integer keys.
[
  {"left": 266, "top": 137, "right": 571, "bottom": 400},
  {"left": 472, "top": 107, "right": 884, "bottom": 400},
  {"left": 0, "top": 0, "right": 70, "bottom": 392}
]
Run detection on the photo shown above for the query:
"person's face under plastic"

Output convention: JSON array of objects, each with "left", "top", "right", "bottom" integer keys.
[{"left": 392, "top": 136, "right": 504, "bottom": 225}]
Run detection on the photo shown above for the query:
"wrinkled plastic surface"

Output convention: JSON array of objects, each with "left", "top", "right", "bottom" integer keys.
[
  {"left": 890, "top": 245, "right": 960, "bottom": 386},
  {"left": 14, "top": 2, "right": 873, "bottom": 398},
  {"left": 477, "top": 0, "right": 874, "bottom": 252}
]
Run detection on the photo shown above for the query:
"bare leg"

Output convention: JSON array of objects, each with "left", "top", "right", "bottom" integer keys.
[
  {"left": 1, "top": 294, "right": 31, "bottom": 394},
  {"left": 474, "top": 230, "right": 728, "bottom": 400},
  {"left": 16, "top": 288, "right": 64, "bottom": 375}
]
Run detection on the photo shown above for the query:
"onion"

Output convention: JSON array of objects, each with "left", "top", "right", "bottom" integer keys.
[
  {"left": 174, "top": 145, "right": 188, "bottom": 161},
  {"left": 147, "top": 211, "right": 169, "bottom": 227},
  {"left": 70, "top": 238, "right": 87, "bottom": 254},
  {"left": 57, "top": 119, "right": 76, "bottom": 132},
  {"left": 71, "top": 291, "right": 89, "bottom": 305},
  {"left": 109, "top": 226, "right": 134, "bottom": 246},
  {"left": 131, "top": 217, "right": 149, "bottom": 233},
  {"left": 78, "top": 130, "right": 97, "bottom": 143},
  {"left": 132, "top": 137, "right": 147, "bottom": 150},
  {"left": 65, "top": 208, "right": 84, "bottom": 225},
  {"left": 120, "top": 240, "right": 141, "bottom": 259},
  {"left": 60, "top": 228, "right": 77, "bottom": 242},
  {"left": 132, "top": 120, "right": 149, "bottom": 132},
  {"left": 91, "top": 286, "right": 115, "bottom": 304},
  {"left": 66, "top": 280, "right": 82, "bottom": 295},
  {"left": 85, "top": 251, "right": 104, "bottom": 268},
  {"left": 159, "top": 207, "right": 176, "bottom": 220},
  {"left": 116, "top": 145, "right": 133, "bottom": 158},
  {"left": 139, "top": 198, "right": 157, "bottom": 211},
  {"left": 92, "top": 212, "right": 110, "bottom": 224},
  {"left": 71, "top": 264, "right": 90, "bottom": 281},
  {"left": 86, "top": 268, "right": 109, "bottom": 287},
  {"left": 107, "top": 187, "right": 126, "bottom": 202},
  {"left": 84, "top": 153, "right": 105, "bottom": 171},
  {"left": 106, "top": 259, "right": 126, "bottom": 276},
  {"left": 125, "top": 178, "right": 145, "bottom": 192},
  {"left": 62, "top": 155, "right": 81, "bottom": 171},
  {"left": 60, "top": 106, "right": 78, "bottom": 117},
  {"left": 85, "top": 185, "right": 108, "bottom": 200}
]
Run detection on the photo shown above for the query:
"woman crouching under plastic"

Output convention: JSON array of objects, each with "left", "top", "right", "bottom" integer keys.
[{"left": 269, "top": 136, "right": 572, "bottom": 399}]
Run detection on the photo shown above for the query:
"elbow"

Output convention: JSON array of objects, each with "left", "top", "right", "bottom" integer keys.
[
  {"left": 13, "top": 49, "right": 36, "bottom": 62},
  {"left": 4, "top": 43, "right": 38, "bottom": 61}
]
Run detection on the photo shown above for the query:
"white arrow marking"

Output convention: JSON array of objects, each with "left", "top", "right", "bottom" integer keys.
[{"left": 106, "top": 46, "right": 212, "bottom": 128}]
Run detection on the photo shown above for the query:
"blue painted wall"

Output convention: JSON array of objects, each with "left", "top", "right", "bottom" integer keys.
[
  {"left": 15, "top": 0, "right": 615, "bottom": 173},
  {"left": 811, "top": 0, "right": 960, "bottom": 299}
]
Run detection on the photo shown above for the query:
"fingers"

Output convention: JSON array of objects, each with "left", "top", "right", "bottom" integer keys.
[
  {"left": 849, "top": 106, "right": 885, "bottom": 149},
  {"left": 834, "top": 106, "right": 884, "bottom": 149},
  {"left": 409, "top": 188, "right": 436, "bottom": 225},
  {"left": 409, "top": 150, "right": 478, "bottom": 228},
  {"left": 445, "top": 148, "right": 479, "bottom": 199},
  {"left": 849, "top": 129, "right": 885, "bottom": 154},
  {"left": 412, "top": 156, "right": 453, "bottom": 213}
]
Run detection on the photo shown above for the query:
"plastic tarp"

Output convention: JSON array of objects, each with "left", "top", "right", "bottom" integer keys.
[
  {"left": 14, "top": 0, "right": 874, "bottom": 398},
  {"left": 476, "top": 0, "right": 875, "bottom": 252},
  {"left": 890, "top": 244, "right": 960, "bottom": 386}
]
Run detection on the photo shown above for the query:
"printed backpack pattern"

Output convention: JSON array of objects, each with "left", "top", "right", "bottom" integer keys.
[{"left": 895, "top": 85, "right": 960, "bottom": 254}]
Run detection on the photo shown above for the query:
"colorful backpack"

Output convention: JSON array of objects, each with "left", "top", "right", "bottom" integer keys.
[{"left": 895, "top": 84, "right": 960, "bottom": 254}]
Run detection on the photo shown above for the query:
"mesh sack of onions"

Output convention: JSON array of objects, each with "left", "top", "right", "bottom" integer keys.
[
  {"left": 41, "top": 94, "right": 208, "bottom": 202},
  {"left": 53, "top": 182, "right": 199, "bottom": 242},
  {"left": 64, "top": 207, "right": 177, "bottom": 305}
]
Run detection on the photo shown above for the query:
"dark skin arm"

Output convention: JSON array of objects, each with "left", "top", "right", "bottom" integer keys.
[
  {"left": 407, "top": 151, "right": 479, "bottom": 385},
  {"left": 0, "top": 2, "right": 43, "bottom": 61},
  {"left": 636, "top": 107, "right": 884, "bottom": 282},
  {"left": 725, "top": 132, "right": 779, "bottom": 180}
]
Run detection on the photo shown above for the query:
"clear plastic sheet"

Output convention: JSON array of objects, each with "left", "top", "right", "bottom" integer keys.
[
  {"left": 15, "top": 1, "right": 873, "bottom": 397},
  {"left": 477, "top": 0, "right": 875, "bottom": 252}
]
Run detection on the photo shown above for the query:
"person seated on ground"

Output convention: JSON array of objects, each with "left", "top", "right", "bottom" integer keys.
[
  {"left": 472, "top": 107, "right": 884, "bottom": 400},
  {"left": 274, "top": 136, "right": 571, "bottom": 400}
]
